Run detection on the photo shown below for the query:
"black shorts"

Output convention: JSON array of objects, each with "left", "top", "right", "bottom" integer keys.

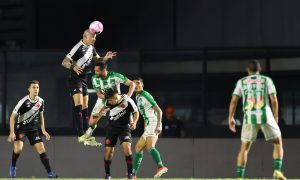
[
  {"left": 105, "top": 127, "right": 132, "bottom": 147},
  {"left": 69, "top": 77, "right": 88, "bottom": 96},
  {"left": 15, "top": 130, "right": 43, "bottom": 146}
]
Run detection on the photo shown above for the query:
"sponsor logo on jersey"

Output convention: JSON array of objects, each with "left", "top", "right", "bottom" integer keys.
[
  {"left": 110, "top": 110, "right": 126, "bottom": 121},
  {"left": 123, "top": 136, "right": 130, "bottom": 140}
]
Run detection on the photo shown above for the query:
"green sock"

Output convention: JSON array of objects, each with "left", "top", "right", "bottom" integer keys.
[
  {"left": 237, "top": 166, "right": 245, "bottom": 178},
  {"left": 133, "top": 151, "right": 143, "bottom": 176},
  {"left": 274, "top": 159, "right": 283, "bottom": 171},
  {"left": 150, "top": 147, "right": 163, "bottom": 168}
]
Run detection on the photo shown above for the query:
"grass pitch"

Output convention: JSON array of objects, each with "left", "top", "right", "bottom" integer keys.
[{"left": 0, "top": 178, "right": 300, "bottom": 180}]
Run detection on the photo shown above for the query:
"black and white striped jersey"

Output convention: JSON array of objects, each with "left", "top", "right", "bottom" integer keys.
[
  {"left": 107, "top": 95, "right": 138, "bottom": 129},
  {"left": 66, "top": 40, "right": 99, "bottom": 79},
  {"left": 12, "top": 95, "right": 44, "bottom": 132}
]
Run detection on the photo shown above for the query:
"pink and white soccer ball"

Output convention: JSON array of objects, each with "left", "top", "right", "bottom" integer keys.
[{"left": 89, "top": 21, "right": 103, "bottom": 34}]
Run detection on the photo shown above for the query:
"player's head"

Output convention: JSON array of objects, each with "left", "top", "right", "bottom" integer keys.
[
  {"left": 133, "top": 77, "right": 144, "bottom": 93},
  {"left": 83, "top": 29, "right": 96, "bottom": 46},
  {"left": 28, "top": 80, "right": 39, "bottom": 96},
  {"left": 94, "top": 62, "right": 107, "bottom": 78},
  {"left": 247, "top": 59, "right": 261, "bottom": 74},
  {"left": 105, "top": 88, "right": 120, "bottom": 106}
]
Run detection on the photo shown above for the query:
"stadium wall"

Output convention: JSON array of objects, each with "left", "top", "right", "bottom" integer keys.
[{"left": 0, "top": 137, "right": 299, "bottom": 178}]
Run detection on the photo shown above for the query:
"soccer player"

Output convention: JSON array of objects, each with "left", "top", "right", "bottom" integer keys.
[
  {"left": 96, "top": 88, "right": 139, "bottom": 179},
  {"left": 132, "top": 78, "right": 168, "bottom": 178},
  {"left": 61, "top": 29, "right": 116, "bottom": 143},
  {"left": 7, "top": 80, "right": 58, "bottom": 178},
  {"left": 228, "top": 60, "right": 286, "bottom": 180},
  {"left": 81, "top": 61, "right": 135, "bottom": 145}
]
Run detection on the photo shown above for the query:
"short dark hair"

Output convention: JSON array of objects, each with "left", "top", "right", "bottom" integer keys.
[
  {"left": 248, "top": 59, "right": 261, "bottom": 73},
  {"left": 104, "top": 88, "right": 118, "bottom": 99},
  {"left": 134, "top": 77, "right": 144, "bottom": 83},
  {"left": 28, "top": 80, "right": 39, "bottom": 88},
  {"left": 94, "top": 61, "right": 107, "bottom": 70}
]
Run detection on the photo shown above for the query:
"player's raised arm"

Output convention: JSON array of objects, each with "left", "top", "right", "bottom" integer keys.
[
  {"left": 124, "top": 79, "right": 136, "bottom": 97},
  {"left": 8, "top": 112, "right": 17, "bottom": 142},
  {"left": 94, "top": 51, "right": 117, "bottom": 63}
]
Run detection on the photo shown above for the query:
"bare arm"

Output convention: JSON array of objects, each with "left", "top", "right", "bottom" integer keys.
[
  {"left": 96, "top": 91, "right": 105, "bottom": 99},
  {"left": 94, "top": 51, "right": 117, "bottom": 62},
  {"left": 228, "top": 95, "right": 239, "bottom": 133},
  {"left": 8, "top": 113, "right": 17, "bottom": 142},
  {"left": 39, "top": 112, "right": 50, "bottom": 140},
  {"left": 153, "top": 105, "right": 163, "bottom": 134},
  {"left": 61, "top": 57, "right": 83, "bottom": 75},
  {"left": 124, "top": 80, "right": 136, "bottom": 97},
  {"left": 130, "top": 111, "right": 139, "bottom": 130},
  {"left": 269, "top": 94, "right": 279, "bottom": 123}
]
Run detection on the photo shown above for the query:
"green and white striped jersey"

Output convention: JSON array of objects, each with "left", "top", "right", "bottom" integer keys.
[
  {"left": 91, "top": 71, "right": 128, "bottom": 94},
  {"left": 136, "top": 90, "right": 159, "bottom": 126},
  {"left": 232, "top": 74, "right": 277, "bottom": 124}
]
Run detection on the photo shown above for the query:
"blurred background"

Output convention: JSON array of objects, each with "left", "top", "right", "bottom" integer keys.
[{"left": 0, "top": 0, "right": 300, "bottom": 178}]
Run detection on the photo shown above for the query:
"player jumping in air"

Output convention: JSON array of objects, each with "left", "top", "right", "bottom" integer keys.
[
  {"left": 61, "top": 29, "right": 116, "bottom": 144},
  {"left": 80, "top": 61, "right": 135, "bottom": 146}
]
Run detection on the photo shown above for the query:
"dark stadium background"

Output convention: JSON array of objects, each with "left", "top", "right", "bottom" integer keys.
[{"left": 0, "top": 0, "right": 300, "bottom": 178}]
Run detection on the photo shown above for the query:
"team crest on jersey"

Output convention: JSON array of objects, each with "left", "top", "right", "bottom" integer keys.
[
  {"left": 120, "top": 103, "right": 126, "bottom": 108},
  {"left": 35, "top": 102, "right": 41, "bottom": 108}
]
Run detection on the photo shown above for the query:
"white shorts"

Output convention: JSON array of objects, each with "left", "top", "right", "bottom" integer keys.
[
  {"left": 241, "top": 119, "right": 281, "bottom": 142},
  {"left": 91, "top": 98, "right": 106, "bottom": 116},
  {"left": 142, "top": 125, "right": 159, "bottom": 138}
]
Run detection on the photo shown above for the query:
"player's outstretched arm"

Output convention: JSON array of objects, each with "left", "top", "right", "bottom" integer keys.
[
  {"left": 39, "top": 112, "right": 50, "bottom": 140},
  {"left": 94, "top": 51, "right": 117, "bottom": 62},
  {"left": 228, "top": 95, "right": 239, "bottom": 133},
  {"left": 7, "top": 113, "right": 17, "bottom": 142},
  {"left": 153, "top": 105, "right": 163, "bottom": 134},
  {"left": 124, "top": 79, "right": 136, "bottom": 97}
]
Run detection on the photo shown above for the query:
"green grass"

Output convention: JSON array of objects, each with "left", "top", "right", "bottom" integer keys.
[{"left": 0, "top": 178, "right": 300, "bottom": 180}]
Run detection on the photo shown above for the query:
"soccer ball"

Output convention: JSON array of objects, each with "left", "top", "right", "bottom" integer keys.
[{"left": 89, "top": 21, "right": 103, "bottom": 34}]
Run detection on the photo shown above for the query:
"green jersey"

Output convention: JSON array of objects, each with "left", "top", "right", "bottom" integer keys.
[
  {"left": 91, "top": 71, "right": 128, "bottom": 95},
  {"left": 136, "top": 90, "right": 159, "bottom": 126},
  {"left": 232, "top": 74, "right": 277, "bottom": 124}
]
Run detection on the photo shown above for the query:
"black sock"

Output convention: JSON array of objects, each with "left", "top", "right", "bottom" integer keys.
[
  {"left": 73, "top": 105, "right": 84, "bottom": 136},
  {"left": 81, "top": 108, "right": 89, "bottom": 131},
  {"left": 104, "top": 159, "right": 112, "bottom": 175},
  {"left": 126, "top": 155, "right": 133, "bottom": 175},
  {"left": 11, "top": 151, "right": 20, "bottom": 167},
  {"left": 39, "top": 153, "right": 52, "bottom": 173}
]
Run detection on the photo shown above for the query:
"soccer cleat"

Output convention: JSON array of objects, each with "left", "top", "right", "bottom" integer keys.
[
  {"left": 273, "top": 170, "right": 287, "bottom": 180},
  {"left": 154, "top": 166, "right": 168, "bottom": 178},
  {"left": 9, "top": 166, "right": 16, "bottom": 178},
  {"left": 83, "top": 139, "right": 102, "bottom": 147},
  {"left": 78, "top": 135, "right": 95, "bottom": 142},
  {"left": 127, "top": 173, "right": 134, "bottom": 179},
  {"left": 48, "top": 172, "right": 58, "bottom": 178},
  {"left": 104, "top": 174, "right": 111, "bottom": 179}
]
